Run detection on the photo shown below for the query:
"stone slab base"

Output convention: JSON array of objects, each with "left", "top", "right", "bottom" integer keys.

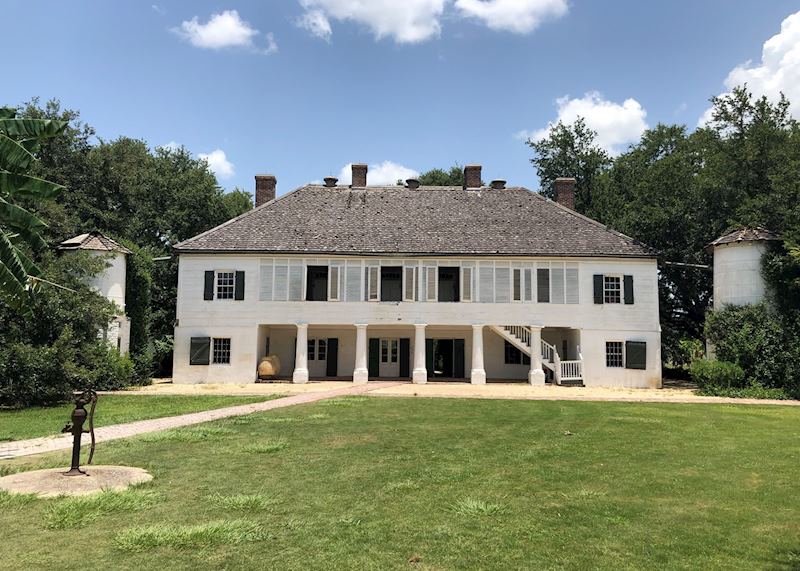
[{"left": 0, "top": 465, "right": 152, "bottom": 498}]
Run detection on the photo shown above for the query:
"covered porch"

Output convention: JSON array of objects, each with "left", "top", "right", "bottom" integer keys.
[{"left": 256, "top": 324, "right": 582, "bottom": 385}]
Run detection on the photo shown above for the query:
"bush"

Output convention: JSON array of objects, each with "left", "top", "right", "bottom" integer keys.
[
  {"left": 0, "top": 334, "right": 77, "bottom": 408},
  {"left": 689, "top": 359, "right": 746, "bottom": 390},
  {"left": 705, "top": 302, "right": 800, "bottom": 395},
  {"left": 697, "top": 381, "right": 791, "bottom": 400}
]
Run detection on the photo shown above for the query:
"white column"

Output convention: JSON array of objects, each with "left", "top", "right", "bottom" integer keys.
[
  {"left": 353, "top": 323, "right": 369, "bottom": 384},
  {"left": 470, "top": 324, "right": 486, "bottom": 385},
  {"left": 412, "top": 324, "right": 427, "bottom": 384},
  {"left": 293, "top": 323, "right": 309, "bottom": 384},
  {"left": 529, "top": 325, "right": 545, "bottom": 385}
]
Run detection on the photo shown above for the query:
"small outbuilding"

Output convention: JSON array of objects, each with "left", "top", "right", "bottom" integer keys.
[
  {"left": 709, "top": 227, "right": 781, "bottom": 308},
  {"left": 58, "top": 231, "right": 132, "bottom": 354}
]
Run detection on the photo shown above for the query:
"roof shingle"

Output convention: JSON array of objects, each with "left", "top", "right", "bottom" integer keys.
[{"left": 175, "top": 185, "right": 655, "bottom": 258}]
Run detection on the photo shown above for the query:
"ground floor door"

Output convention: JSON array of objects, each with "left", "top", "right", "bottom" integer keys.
[
  {"left": 368, "top": 338, "right": 410, "bottom": 378},
  {"left": 378, "top": 338, "right": 400, "bottom": 377},
  {"left": 425, "top": 338, "right": 466, "bottom": 379}
]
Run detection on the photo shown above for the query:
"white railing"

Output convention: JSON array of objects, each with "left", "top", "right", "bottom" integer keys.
[
  {"left": 541, "top": 339, "right": 555, "bottom": 363},
  {"left": 560, "top": 360, "right": 583, "bottom": 381},
  {"left": 504, "top": 325, "right": 531, "bottom": 348}
]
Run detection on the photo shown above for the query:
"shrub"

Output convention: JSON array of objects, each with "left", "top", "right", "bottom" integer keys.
[
  {"left": 0, "top": 334, "right": 77, "bottom": 408},
  {"left": 689, "top": 359, "right": 745, "bottom": 390},
  {"left": 697, "top": 381, "right": 791, "bottom": 400}
]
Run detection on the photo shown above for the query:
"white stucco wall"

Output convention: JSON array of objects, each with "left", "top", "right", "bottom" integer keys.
[
  {"left": 713, "top": 242, "right": 767, "bottom": 308},
  {"left": 89, "top": 251, "right": 127, "bottom": 312},
  {"left": 172, "top": 254, "right": 661, "bottom": 387}
]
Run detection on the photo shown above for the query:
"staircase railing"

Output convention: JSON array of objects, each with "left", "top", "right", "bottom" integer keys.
[
  {"left": 560, "top": 360, "right": 583, "bottom": 381},
  {"left": 496, "top": 325, "right": 582, "bottom": 384}
]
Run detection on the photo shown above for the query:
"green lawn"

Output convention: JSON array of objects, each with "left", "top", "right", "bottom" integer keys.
[
  {"left": 1, "top": 397, "right": 799, "bottom": 570},
  {"left": 0, "top": 395, "right": 283, "bottom": 442}
]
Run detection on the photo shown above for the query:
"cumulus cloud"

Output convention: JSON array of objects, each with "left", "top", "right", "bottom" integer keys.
[
  {"left": 454, "top": 0, "right": 567, "bottom": 34},
  {"left": 298, "top": 9, "right": 333, "bottom": 41},
  {"left": 337, "top": 161, "right": 419, "bottom": 185},
  {"left": 173, "top": 9, "right": 276, "bottom": 54},
  {"left": 298, "top": 0, "right": 446, "bottom": 43},
  {"left": 520, "top": 92, "right": 648, "bottom": 155},
  {"left": 199, "top": 149, "right": 235, "bottom": 179},
  {"left": 700, "top": 10, "right": 800, "bottom": 125}
]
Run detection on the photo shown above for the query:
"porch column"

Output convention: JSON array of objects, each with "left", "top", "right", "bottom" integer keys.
[
  {"left": 470, "top": 325, "right": 486, "bottom": 385},
  {"left": 529, "top": 325, "right": 545, "bottom": 385},
  {"left": 412, "top": 324, "right": 427, "bottom": 384},
  {"left": 353, "top": 323, "right": 369, "bottom": 384},
  {"left": 292, "top": 323, "right": 309, "bottom": 384}
]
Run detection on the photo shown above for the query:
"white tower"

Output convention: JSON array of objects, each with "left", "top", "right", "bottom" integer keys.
[
  {"left": 58, "top": 231, "right": 133, "bottom": 354},
  {"left": 710, "top": 227, "right": 780, "bottom": 308}
]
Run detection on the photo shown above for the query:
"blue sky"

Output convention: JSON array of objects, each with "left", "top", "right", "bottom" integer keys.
[{"left": 5, "top": 1, "right": 800, "bottom": 195}]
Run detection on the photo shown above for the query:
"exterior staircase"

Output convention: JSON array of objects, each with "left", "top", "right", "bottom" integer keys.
[{"left": 490, "top": 325, "right": 584, "bottom": 386}]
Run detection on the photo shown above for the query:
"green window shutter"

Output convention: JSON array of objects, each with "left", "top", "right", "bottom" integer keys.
[
  {"left": 235, "top": 270, "right": 245, "bottom": 300},
  {"left": 204, "top": 271, "right": 214, "bottom": 300},
  {"left": 190, "top": 337, "right": 210, "bottom": 365},
  {"left": 625, "top": 341, "right": 646, "bottom": 370},
  {"left": 623, "top": 275, "right": 634, "bottom": 305},
  {"left": 593, "top": 274, "right": 604, "bottom": 304}
]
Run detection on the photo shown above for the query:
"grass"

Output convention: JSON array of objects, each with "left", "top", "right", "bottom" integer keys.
[
  {"left": 0, "top": 394, "right": 284, "bottom": 442},
  {"left": 242, "top": 438, "right": 288, "bottom": 453},
  {"left": 1, "top": 397, "right": 799, "bottom": 570},
  {"left": 139, "top": 426, "right": 235, "bottom": 443},
  {"left": 113, "top": 520, "right": 269, "bottom": 552},
  {"left": 44, "top": 489, "right": 161, "bottom": 529}
]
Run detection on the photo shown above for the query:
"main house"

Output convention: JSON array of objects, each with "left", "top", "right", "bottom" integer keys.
[{"left": 172, "top": 164, "right": 661, "bottom": 388}]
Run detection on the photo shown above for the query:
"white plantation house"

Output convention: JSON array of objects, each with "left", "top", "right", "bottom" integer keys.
[{"left": 172, "top": 164, "right": 661, "bottom": 388}]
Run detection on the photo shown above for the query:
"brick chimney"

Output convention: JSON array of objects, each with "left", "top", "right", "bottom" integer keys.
[
  {"left": 255, "top": 174, "right": 276, "bottom": 207},
  {"left": 351, "top": 163, "right": 368, "bottom": 188},
  {"left": 464, "top": 164, "right": 482, "bottom": 189},
  {"left": 553, "top": 177, "right": 576, "bottom": 210}
]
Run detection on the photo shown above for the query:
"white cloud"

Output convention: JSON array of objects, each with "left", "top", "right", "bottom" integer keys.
[
  {"left": 199, "top": 149, "right": 235, "bottom": 179},
  {"left": 700, "top": 11, "right": 800, "bottom": 125},
  {"left": 173, "top": 9, "right": 276, "bottom": 54},
  {"left": 160, "top": 141, "right": 180, "bottom": 151},
  {"left": 298, "top": 0, "right": 446, "bottom": 43},
  {"left": 521, "top": 92, "right": 648, "bottom": 155},
  {"left": 298, "top": 9, "right": 333, "bottom": 41},
  {"left": 152, "top": 4, "right": 166, "bottom": 15},
  {"left": 337, "top": 161, "right": 419, "bottom": 185},
  {"left": 454, "top": 0, "right": 567, "bottom": 33}
]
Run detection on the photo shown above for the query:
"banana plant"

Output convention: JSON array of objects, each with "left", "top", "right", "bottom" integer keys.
[{"left": 0, "top": 106, "right": 66, "bottom": 316}]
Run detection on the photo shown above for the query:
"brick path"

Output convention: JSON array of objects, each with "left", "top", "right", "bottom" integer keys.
[{"left": 0, "top": 382, "right": 401, "bottom": 461}]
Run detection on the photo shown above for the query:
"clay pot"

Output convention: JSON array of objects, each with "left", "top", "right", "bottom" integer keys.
[{"left": 258, "top": 355, "right": 281, "bottom": 379}]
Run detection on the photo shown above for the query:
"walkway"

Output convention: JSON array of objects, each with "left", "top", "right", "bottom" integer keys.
[{"left": 0, "top": 382, "right": 401, "bottom": 461}]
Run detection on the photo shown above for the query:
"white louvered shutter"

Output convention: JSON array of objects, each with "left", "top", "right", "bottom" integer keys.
[
  {"left": 462, "top": 266, "right": 473, "bottom": 302},
  {"left": 551, "top": 264, "right": 565, "bottom": 304},
  {"left": 273, "top": 262, "right": 288, "bottom": 300},
  {"left": 523, "top": 268, "right": 533, "bottom": 302},
  {"left": 345, "top": 261, "right": 361, "bottom": 301},
  {"left": 565, "top": 264, "right": 579, "bottom": 304},
  {"left": 259, "top": 260, "right": 273, "bottom": 301},
  {"left": 495, "top": 265, "right": 510, "bottom": 303},
  {"left": 479, "top": 263, "right": 494, "bottom": 302},
  {"left": 289, "top": 260, "right": 303, "bottom": 301}
]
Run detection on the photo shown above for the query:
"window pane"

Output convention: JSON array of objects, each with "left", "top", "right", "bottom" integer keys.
[
  {"left": 308, "top": 339, "right": 316, "bottom": 360},
  {"left": 605, "top": 341, "right": 623, "bottom": 367},
  {"left": 216, "top": 271, "right": 235, "bottom": 300},
  {"left": 212, "top": 338, "right": 231, "bottom": 364},
  {"left": 604, "top": 276, "right": 621, "bottom": 304},
  {"left": 318, "top": 339, "right": 327, "bottom": 361},
  {"left": 391, "top": 339, "right": 398, "bottom": 363},
  {"left": 381, "top": 339, "right": 388, "bottom": 363}
]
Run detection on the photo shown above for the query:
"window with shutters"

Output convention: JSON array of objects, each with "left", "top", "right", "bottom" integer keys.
[
  {"left": 605, "top": 341, "right": 623, "bottom": 368},
  {"left": 604, "top": 275, "right": 622, "bottom": 303},
  {"left": 461, "top": 266, "right": 473, "bottom": 302},
  {"left": 380, "top": 266, "right": 403, "bottom": 301},
  {"left": 305, "top": 265, "right": 329, "bottom": 301},
  {"left": 212, "top": 338, "right": 231, "bottom": 364},
  {"left": 215, "top": 271, "right": 235, "bottom": 300},
  {"left": 437, "top": 267, "right": 459, "bottom": 302},
  {"left": 403, "top": 264, "right": 418, "bottom": 301}
]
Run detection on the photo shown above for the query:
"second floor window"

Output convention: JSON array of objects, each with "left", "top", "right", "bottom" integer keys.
[
  {"left": 216, "top": 271, "right": 235, "bottom": 300},
  {"left": 604, "top": 276, "right": 621, "bottom": 304}
]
